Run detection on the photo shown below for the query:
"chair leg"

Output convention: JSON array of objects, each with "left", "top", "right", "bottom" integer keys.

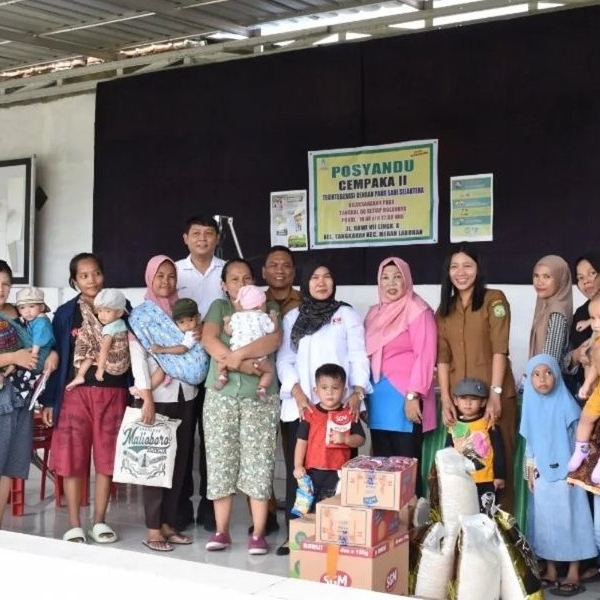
[{"left": 11, "top": 479, "right": 25, "bottom": 516}]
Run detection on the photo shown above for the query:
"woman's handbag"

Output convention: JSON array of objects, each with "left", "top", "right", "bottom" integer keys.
[{"left": 113, "top": 406, "right": 181, "bottom": 488}]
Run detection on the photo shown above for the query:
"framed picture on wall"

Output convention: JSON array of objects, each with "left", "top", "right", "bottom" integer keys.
[{"left": 0, "top": 156, "right": 35, "bottom": 285}]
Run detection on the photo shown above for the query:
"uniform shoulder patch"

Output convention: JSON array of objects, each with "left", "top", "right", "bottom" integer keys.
[{"left": 492, "top": 303, "right": 506, "bottom": 318}]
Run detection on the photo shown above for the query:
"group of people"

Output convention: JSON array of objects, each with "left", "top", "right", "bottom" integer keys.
[{"left": 0, "top": 224, "right": 599, "bottom": 586}]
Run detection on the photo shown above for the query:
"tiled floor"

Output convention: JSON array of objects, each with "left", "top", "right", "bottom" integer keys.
[{"left": 5, "top": 448, "right": 600, "bottom": 599}]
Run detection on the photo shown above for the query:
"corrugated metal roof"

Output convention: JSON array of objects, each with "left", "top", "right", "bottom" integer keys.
[{"left": 0, "top": 0, "right": 598, "bottom": 106}]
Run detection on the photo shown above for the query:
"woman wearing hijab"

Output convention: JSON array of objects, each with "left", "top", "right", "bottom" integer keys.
[
  {"left": 128, "top": 255, "right": 198, "bottom": 552},
  {"left": 275, "top": 261, "right": 370, "bottom": 556},
  {"left": 364, "top": 257, "right": 436, "bottom": 495},
  {"left": 530, "top": 254, "right": 573, "bottom": 365},
  {"left": 565, "top": 253, "right": 600, "bottom": 396}
]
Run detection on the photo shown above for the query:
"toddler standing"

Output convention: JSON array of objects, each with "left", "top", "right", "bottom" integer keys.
[{"left": 446, "top": 377, "right": 505, "bottom": 509}]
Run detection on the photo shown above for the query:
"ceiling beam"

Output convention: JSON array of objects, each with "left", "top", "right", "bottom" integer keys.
[
  {"left": 113, "top": 0, "right": 249, "bottom": 36},
  {"left": 0, "top": 25, "right": 118, "bottom": 61}
]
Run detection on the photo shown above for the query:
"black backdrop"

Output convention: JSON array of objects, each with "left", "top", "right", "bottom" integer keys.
[{"left": 93, "top": 5, "right": 600, "bottom": 288}]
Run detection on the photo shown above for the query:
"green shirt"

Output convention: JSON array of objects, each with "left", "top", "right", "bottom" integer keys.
[{"left": 204, "top": 298, "right": 280, "bottom": 398}]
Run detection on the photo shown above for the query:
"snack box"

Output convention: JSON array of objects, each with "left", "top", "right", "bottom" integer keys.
[
  {"left": 298, "top": 530, "right": 409, "bottom": 595},
  {"left": 288, "top": 514, "right": 317, "bottom": 578},
  {"left": 316, "top": 494, "right": 401, "bottom": 547},
  {"left": 340, "top": 455, "right": 418, "bottom": 511}
]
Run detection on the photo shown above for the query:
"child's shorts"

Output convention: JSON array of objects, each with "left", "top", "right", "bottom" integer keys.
[{"left": 583, "top": 383, "right": 600, "bottom": 417}]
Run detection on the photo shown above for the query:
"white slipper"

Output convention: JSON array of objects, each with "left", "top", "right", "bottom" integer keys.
[
  {"left": 62, "top": 527, "right": 87, "bottom": 543},
  {"left": 87, "top": 522, "right": 118, "bottom": 544}
]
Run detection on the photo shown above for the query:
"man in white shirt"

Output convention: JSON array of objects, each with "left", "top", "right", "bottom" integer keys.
[{"left": 175, "top": 215, "right": 225, "bottom": 532}]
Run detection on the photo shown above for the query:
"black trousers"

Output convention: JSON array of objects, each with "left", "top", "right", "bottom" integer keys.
[
  {"left": 281, "top": 418, "right": 300, "bottom": 536},
  {"left": 143, "top": 394, "right": 195, "bottom": 529}
]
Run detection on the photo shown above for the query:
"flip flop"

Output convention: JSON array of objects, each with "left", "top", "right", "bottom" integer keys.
[
  {"left": 87, "top": 522, "right": 118, "bottom": 544},
  {"left": 142, "top": 539, "right": 174, "bottom": 552},
  {"left": 540, "top": 578, "right": 559, "bottom": 589},
  {"left": 164, "top": 531, "right": 193, "bottom": 545},
  {"left": 62, "top": 526, "right": 87, "bottom": 543},
  {"left": 549, "top": 582, "right": 586, "bottom": 597}
]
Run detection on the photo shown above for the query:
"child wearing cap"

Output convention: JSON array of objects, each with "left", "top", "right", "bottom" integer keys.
[
  {"left": 66, "top": 288, "right": 129, "bottom": 390},
  {"left": 446, "top": 377, "right": 506, "bottom": 509},
  {"left": 143, "top": 297, "right": 201, "bottom": 390},
  {"left": 218, "top": 284, "right": 279, "bottom": 400},
  {"left": 15, "top": 286, "right": 56, "bottom": 375}
]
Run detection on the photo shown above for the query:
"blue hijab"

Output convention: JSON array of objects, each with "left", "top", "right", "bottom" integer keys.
[{"left": 519, "top": 354, "right": 581, "bottom": 481}]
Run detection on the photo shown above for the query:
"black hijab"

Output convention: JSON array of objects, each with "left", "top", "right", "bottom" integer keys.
[{"left": 290, "top": 260, "right": 349, "bottom": 351}]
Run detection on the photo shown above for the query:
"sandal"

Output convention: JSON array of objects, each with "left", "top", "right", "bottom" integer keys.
[
  {"left": 540, "top": 577, "right": 559, "bottom": 589},
  {"left": 164, "top": 531, "right": 193, "bottom": 545},
  {"left": 87, "top": 522, "right": 118, "bottom": 544},
  {"left": 549, "top": 582, "right": 586, "bottom": 597},
  {"left": 62, "top": 526, "right": 86, "bottom": 543},
  {"left": 142, "top": 539, "right": 174, "bottom": 552}
]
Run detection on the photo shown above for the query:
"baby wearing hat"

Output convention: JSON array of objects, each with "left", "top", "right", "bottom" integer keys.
[
  {"left": 66, "top": 288, "right": 128, "bottom": 390},
  {"left": 13, "top": 286, "right": 56, "bottom": 376},
  {"left": 445, "top": 377, "right": 506, "bottom": 510},
  {"left": 219, "top": 285, "right": 279, "bottom": 400}
]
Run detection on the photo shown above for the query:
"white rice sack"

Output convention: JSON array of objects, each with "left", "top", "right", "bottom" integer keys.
[
  {"left": 435, "top": 447, "right": 480, "bottom": 538},
  {"left": 409, "top": 521, "right": 455, "bottom": 600},
  {"left": 448, "top": 513, "right": 501, "bottom": 600}
]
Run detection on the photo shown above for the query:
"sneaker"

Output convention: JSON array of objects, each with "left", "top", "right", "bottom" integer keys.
[
  {"left": 205, "top": 532, "right": 231, "bottom": 551},
  {"left": 248, "top": 535, "right": 268, "bottom": 555}
]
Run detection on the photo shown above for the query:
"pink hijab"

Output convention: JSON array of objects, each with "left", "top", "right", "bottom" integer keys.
[
  {"left": 144, "top": 254, "right": 179, "bottom": 315},
  {"left": 365, "top": 257, "right": 431, "bottom": 383}
]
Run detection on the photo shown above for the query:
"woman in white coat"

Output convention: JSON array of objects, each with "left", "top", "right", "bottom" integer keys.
[{"left": 275, "top": 260, "right": 370, "bottom": 555}]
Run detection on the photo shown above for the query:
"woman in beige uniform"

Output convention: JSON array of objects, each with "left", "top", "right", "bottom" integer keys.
[{"left": 435, "top": 243, "right": 517, "bottom": 512}]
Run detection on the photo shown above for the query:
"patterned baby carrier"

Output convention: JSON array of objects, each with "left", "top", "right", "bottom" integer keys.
[
  {"left": 74, "top": 298, "right": 130, "bottom": 375},
  {"left": 0, "top": 314, "right": 36, "bottom": 403},
  {"left": 128, "top": 300, "right": 209, "bottom": 385}
]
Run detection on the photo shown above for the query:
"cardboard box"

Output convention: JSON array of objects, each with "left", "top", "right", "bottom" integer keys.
[
  {"left": 316, "top": 495, "right": 401, "bottom": 547},
  {"left": 340, "top": 456, "right": 418, "bottom": 511},
  {"left": 298, "top": 530, "right": 409, "bottom": 595},
  {"left": 288, "top": 514, "right": 316, "bottom": 578}
]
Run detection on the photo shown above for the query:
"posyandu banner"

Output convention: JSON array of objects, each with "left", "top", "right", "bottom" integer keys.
[{"left": 308, "top": 140, "right": 438, "bottom": 249}]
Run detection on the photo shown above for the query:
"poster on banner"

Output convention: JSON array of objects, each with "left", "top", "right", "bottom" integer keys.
[
  {"left": 270, "top": 190, "right": 308, "bottom": 251},
  {"left": 308, "top": 140, "right": 438, "bottom": 249},
  {"left": 450, "top": 174, "right": 493, "bottom": 242}
]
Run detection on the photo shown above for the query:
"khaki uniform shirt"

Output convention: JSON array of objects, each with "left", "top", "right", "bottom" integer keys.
[{"left": 436, "top": 288, "right": 516, "bottom": 397}]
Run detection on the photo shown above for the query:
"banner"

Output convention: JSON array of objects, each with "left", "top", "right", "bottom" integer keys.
[
  {"left": 450, "top": 174, "right": 493, "bottom": 242},
  {"left": 308, "top": 140, "right": 438, "bottom": 249},
  {"left": 269, "top": 189, "right": 308, "bottom": 251}
]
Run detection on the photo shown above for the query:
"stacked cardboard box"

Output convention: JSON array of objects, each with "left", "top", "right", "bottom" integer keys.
[{"left": 293, "top": 455, "right": 418, "bottom": 595}]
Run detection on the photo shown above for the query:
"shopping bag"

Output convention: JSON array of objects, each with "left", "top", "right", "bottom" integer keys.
[{"left": 113, "top": 406, "right": 181, "bottom": 488}]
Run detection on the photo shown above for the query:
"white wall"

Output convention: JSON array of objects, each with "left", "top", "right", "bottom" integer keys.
[
  {"left": 0, "top": 93, "right": 588, "bottom": 384},
  {"left": 0, "top": 93, "right": 96, "bottom": 287}
]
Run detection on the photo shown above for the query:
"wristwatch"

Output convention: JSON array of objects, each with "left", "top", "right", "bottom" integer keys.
[
  {"left": 491, "top": 385, "right": 503, "bottom": 395},
  {"left": 406, "top": 392, "right": 420, "bottom": 402}
]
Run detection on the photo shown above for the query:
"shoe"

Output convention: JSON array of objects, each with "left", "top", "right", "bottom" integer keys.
[
  {"left": 205, "top": 532, "right": 231, "bottom": 551},
  {"left": 275, "top": 540, "right": 290, "bottom": 556},
  {"left": 248, "top": 535, "right": 268, "bottom": 555},
  {"left": 248, "top": 512, "right": 280, "bottom": 536}
]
